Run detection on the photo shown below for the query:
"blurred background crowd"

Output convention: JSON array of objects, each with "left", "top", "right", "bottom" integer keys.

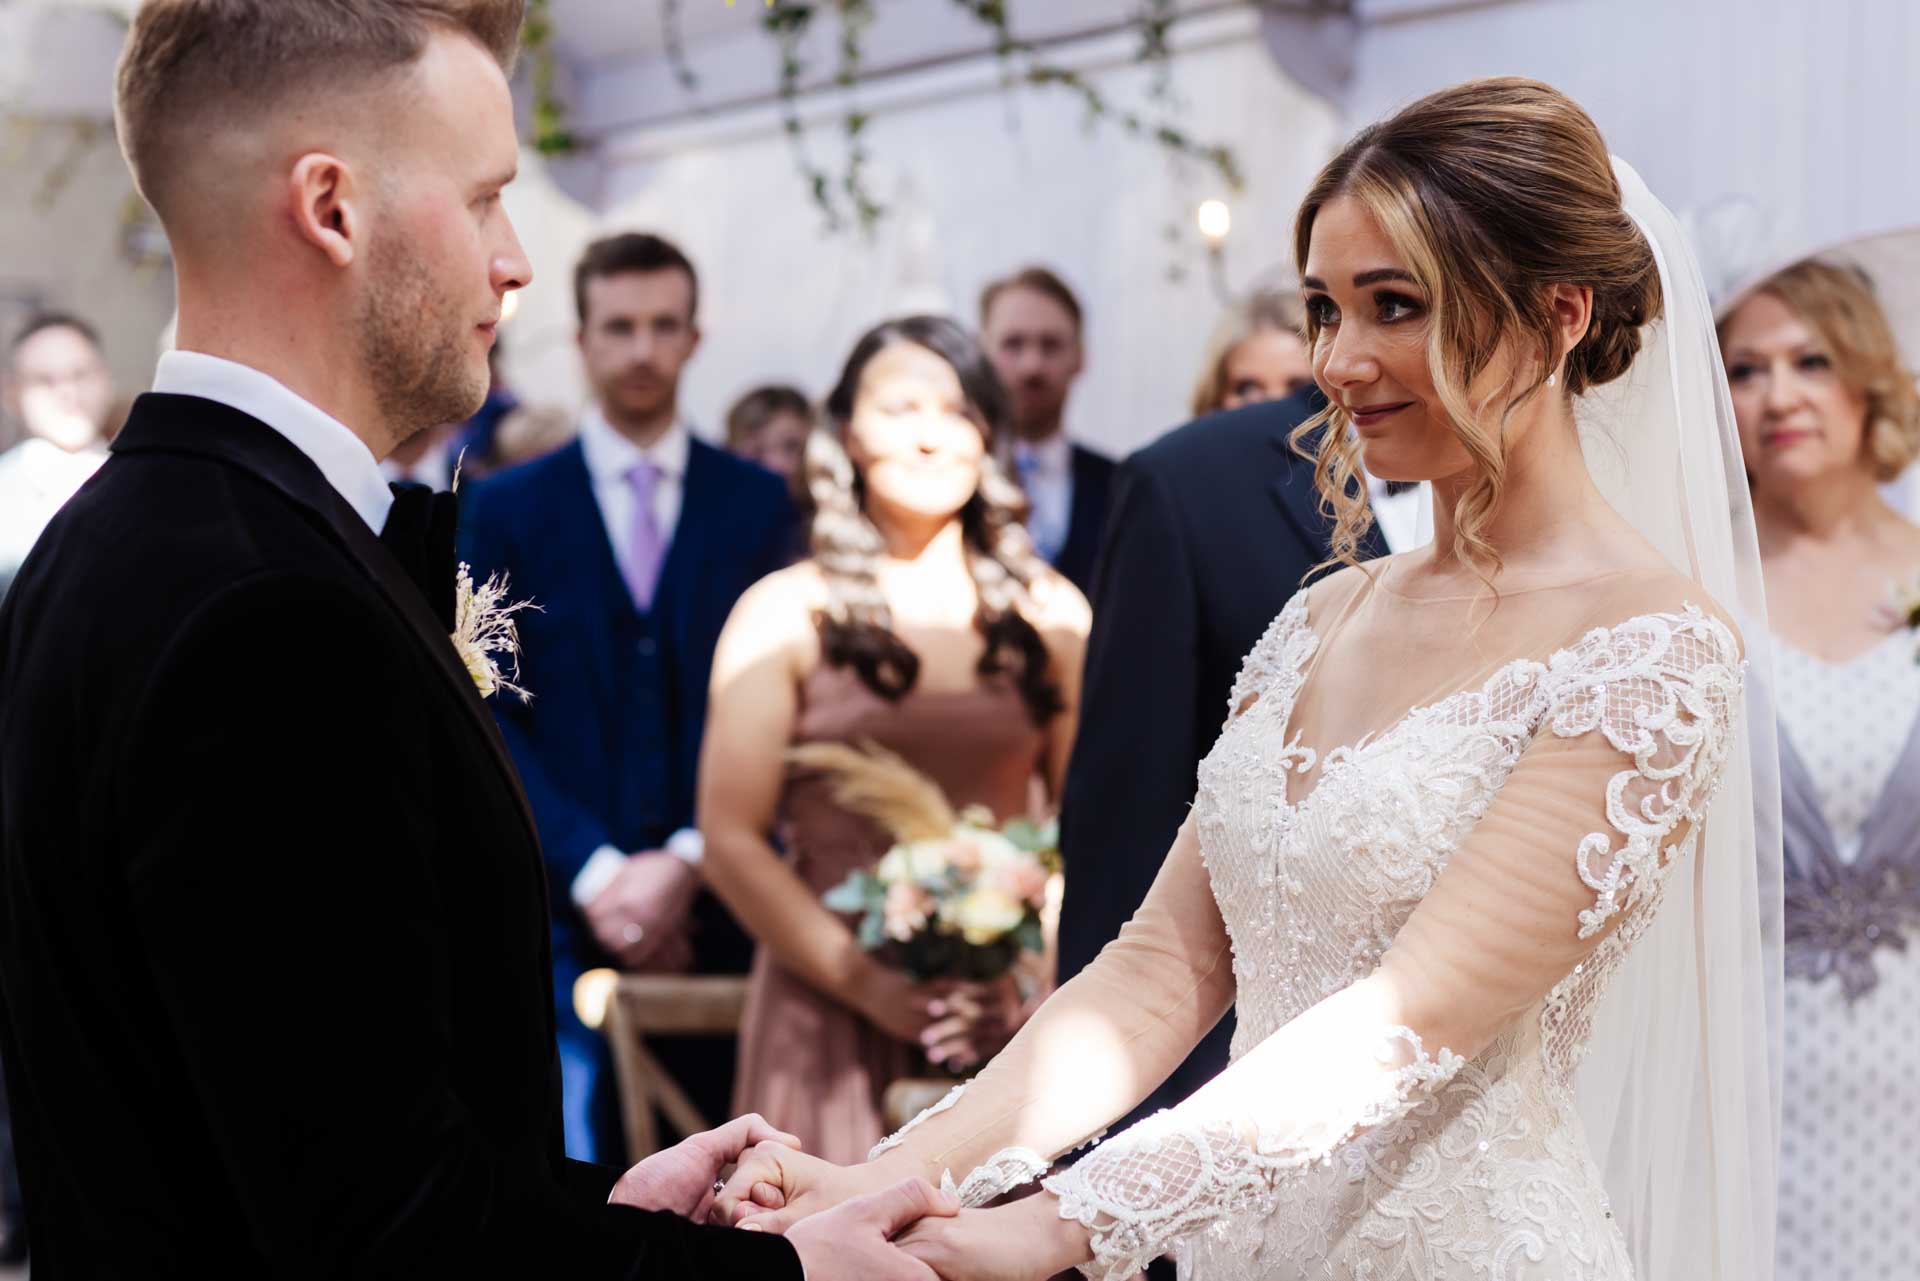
[{"left": 2, "top": 2, "right": 1917, "bottom": 1278}]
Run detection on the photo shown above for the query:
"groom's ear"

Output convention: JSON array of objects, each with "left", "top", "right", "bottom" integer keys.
[{"left": 287, "top": 153, "right": 359, "bottom": 269}]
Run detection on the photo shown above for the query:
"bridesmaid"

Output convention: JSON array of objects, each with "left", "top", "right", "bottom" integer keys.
[
  {"left": 698, "top": 316, "right": 1090, "bottom": 1164},
  {"left": 1719, "top": 258, "right": 1920, "bottom": 1281}
]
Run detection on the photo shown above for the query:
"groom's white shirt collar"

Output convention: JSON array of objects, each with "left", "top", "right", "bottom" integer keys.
[{"left": 152, "top": 350, "right": 395, "bottom": 534}]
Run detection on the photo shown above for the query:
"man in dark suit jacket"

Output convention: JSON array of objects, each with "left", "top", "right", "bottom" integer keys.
[
  {"left": 461, "top": 232, "right": 796, "bottom": 1167},
  {"left": 1055, "top": 390, "right": 1391, "bottom": 1276},
  {"left": 981, "top": 266, "right": 1117, "bottom": 595},
  {"left": 0, "top": 6, "right": 942, "bottom": 1276}
]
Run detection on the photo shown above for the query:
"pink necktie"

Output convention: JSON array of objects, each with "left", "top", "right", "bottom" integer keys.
[{"left": 623, "top": 460, "right": 665, "bottom": 611}]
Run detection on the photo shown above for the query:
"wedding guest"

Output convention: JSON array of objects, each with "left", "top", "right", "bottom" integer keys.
[
  {"left": 492, "top": 400, "right": 579, "bottom": 470},
  {"left": 980, "top": 267, "right": 1114, "bottom": 596},
  {"left": 0, "top": 314, "right": 116, "bottom": 601},
  {"left": 462, "top": 231, "right": 796, "bottom": 1163},
  {"left": 725, "top": 383, "right": 815, "bottom": 489},
  {"left": 699, "top": 315, "right": 1089, "bottom": 1164},
  {"left": 1189, "top": 288, "right": 1313, "bottom": 417},
  {"left": 1718, "top": 258, "right": 1920, "bottom": 1281}
]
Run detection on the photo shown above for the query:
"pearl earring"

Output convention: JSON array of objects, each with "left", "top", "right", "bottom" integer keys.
[{"left": 1547, "top": 371, "right": 1558, "bottom": 389}]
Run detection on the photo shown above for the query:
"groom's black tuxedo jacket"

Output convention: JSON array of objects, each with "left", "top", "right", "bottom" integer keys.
[{"left": 0, "top": 394, "right": 801, "bottom": 1279}]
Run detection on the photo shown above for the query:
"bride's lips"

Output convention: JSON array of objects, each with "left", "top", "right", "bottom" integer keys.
[{"left": 1349, "top": 401, "right": 1413, "bottom": 429}]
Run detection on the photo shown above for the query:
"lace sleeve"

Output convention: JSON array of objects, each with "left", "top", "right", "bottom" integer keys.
[
  {"left": 1036, "top": 1000, "right": 1463, "bottom": 1279},
  {"left": 868, "top": 1084, "right": 965, "bottom": 1162},
  {"left": 1543, "top": 607, "right": 1745, "bottom": 938},
  {"left": 1037, "top": 607, "right": 1745, "bottom": 1280},
  {"left": 868, "top": 1083, "right": 1059, "bottom": 1208},
  {"left": 851, "top": 819, "right": 1238, "bottom": 1210}
]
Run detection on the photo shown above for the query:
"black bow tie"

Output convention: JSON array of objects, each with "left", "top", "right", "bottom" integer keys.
[
  {"left": 380, "top": 482, "right": 460, "bottom": 632},
  {"left": 1382, "top": 480, "right": 1416, "bottom": 497}
]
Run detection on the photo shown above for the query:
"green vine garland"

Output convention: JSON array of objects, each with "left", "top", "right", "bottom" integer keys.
[
  {"left": 525, "top": 0, "right": 576, "bottom": 156},
  {"left": 533, "top": 0, "right": 1246, "bottom": 236},
  {"left": 764, "top": 0, "right": 1244, "bottom": 235}
]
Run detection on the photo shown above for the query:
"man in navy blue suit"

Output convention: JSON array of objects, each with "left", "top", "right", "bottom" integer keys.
[
  {"left": 980, "top": 266, "right": 1116, "bottom": 596},
  {"left": 462, "top": 233, "right": 795, "bottom": 1164}
]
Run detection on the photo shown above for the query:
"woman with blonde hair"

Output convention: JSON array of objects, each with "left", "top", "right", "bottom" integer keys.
[
  {"left": 1188, "top": 287, "right": 1314, "bottom": 417},
  {"left": 724, "top": 383, "right": 816, "bottom": 488},
  {"left": 1718, "top": 255, "right": 1920, "bottom": 1281},
  {"left": 718, "top": 78, "right": 1779, "bottom": 1281}
]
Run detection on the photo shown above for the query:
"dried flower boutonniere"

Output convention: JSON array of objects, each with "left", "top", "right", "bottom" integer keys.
[{"left": 451, "top": 563, "right": 538, "bottom": 701}]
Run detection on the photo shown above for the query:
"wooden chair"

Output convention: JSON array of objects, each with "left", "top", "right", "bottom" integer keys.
[{"left": 574, "top": 969, "right": 750, "bottom": 1160}]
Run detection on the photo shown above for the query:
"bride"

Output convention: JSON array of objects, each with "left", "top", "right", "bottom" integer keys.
[{"left": 716, "top": 77, "right": 1781, "bottom": 1281}]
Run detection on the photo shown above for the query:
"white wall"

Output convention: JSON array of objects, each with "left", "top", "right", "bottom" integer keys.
[
  {"left": 9, "top": 0, "right": 1912, "bottom": 457},
  {"left": 550, "top": 0, "right": 1920, "bottom": 454},
  {"left": 567, "top": 6, "right": 1339, "bottom": 455},
  {"left": 1339, "top": 0, "right": 1920, "bottom": 284}
]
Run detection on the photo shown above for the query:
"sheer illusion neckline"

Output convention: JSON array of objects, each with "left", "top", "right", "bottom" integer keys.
[
  {"left": 1368, "top": 560, "right": 1665, "bottom": 603},
  {"left": 1271, "top": 588, "right": 1702, "bottom": 812}
]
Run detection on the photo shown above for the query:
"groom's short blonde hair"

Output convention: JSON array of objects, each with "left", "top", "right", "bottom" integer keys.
[{"left": 115, "top": 0, "right": 525, "bottom": 221}]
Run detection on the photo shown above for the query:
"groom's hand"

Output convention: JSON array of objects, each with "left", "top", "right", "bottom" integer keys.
[
  {"left": 712, "top": 1141, "right": 891, "bottom": 1230},
  {"left": 607, "top": 1113, "right": 800, "bottom": 1220},
  {"left": 783, "top": 1178, "right": 957, "bottom": 1281}
]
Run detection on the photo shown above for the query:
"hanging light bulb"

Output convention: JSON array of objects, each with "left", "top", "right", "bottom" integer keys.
[{"left": 1197, "top": 199, "right": 1232, "bottom": 247}]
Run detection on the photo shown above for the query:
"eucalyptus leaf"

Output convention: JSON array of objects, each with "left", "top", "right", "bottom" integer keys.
[{"left": 822, "top": 874, "right": 872, "bottom": 914}]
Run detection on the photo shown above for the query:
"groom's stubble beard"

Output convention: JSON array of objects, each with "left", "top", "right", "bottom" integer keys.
[{"left": 354, "top": 224, "right": 489, "bottom": 453}]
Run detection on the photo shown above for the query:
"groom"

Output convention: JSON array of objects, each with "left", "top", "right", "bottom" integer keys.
[{"left": 0, "top": 2, "right": 948, "bottom": 1276}]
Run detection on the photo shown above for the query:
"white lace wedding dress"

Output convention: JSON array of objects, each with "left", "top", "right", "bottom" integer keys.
[{"left": 869, "top": 562, "right": 1745, "bottom": 1280}]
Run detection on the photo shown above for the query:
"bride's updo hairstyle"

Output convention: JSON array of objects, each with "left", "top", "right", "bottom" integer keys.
[{"left": 1292, "top": 76, "right": 1665, "bottom": 572}]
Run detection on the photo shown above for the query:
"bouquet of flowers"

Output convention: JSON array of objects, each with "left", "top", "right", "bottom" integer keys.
[{"left": 794, "top": 741, "right": 1060, "bottom": 982}]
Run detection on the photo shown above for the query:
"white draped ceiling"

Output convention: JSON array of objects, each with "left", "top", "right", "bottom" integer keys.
[
  {"left": 5, "top": 0, "right": 1915, "bottom": 457},
  {"left": 505, "top": 0, "right": 1920, "bottom": 454}
]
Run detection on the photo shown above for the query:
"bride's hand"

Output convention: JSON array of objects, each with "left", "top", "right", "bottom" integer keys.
[
  {"left": 708, "top": 1141, "right": 901, "bottom": 1230},
  {"left": 895, "top": 1192, "right": 1091, "bottom": 1281}
]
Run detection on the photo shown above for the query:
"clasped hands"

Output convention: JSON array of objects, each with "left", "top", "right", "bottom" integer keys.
[
  {"left": 701, "top": 1137, "right": 1093, "bottom": 1281},
  {"left": 607, "top": 1112, "right": 962, "bottom": 1279}
]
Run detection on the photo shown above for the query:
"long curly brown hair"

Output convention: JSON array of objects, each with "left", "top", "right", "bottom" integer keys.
[{"left": 807, "top": 316, "right": 1063, "bottom": 725}]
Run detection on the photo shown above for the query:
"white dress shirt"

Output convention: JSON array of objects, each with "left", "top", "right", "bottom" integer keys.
[
  {"left": 0, "top": 437, "right": 109, "bottom": 577},
  {"left": 1366, "top": 474, "right": 1428, "bottom": 555},
  {"left": 152, "top": 350, "right": 394, "bottom": 533},
  {"left": 571, "top": 406, "right": 703, "bottom": 910},
  {"left": 577, "top": 406, "right": 690, "bottom": 590},
  {"left": 1010, "top": 431, "right": 1074, "bottom": 565}
]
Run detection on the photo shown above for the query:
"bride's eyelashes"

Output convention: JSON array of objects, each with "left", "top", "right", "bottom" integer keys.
[
  {"left": 1302, "top": 290, "right": 1427, "bottom": 328},
  {"left": 1373, "top": 291, "right": 1425, "bottom": 323}
]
